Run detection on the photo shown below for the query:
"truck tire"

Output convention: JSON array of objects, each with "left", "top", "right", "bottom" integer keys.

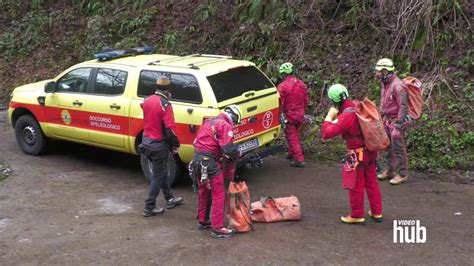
[
  {"left": 14, "top": 115, "right": 48, "bottom": 156},
  {"left": 140, "top": 153, "right": 182, "bottom": 186}
]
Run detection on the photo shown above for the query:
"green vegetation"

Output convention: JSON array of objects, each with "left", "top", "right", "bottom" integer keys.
[
  {"left": 0, "top": 0, "right": 472, "bottom": 171},
  {"left": 0, "top": 10, "right": 54, "bottom": 61},
  {"left": 194, "top": 2, "right": 218, "bottom": 21}
]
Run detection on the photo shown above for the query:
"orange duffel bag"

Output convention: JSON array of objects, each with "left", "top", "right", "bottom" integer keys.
[
  {"left": 226, "top": 181, "right": 253, "bottom": 233},
  {"left": 250, "top": 196, "right": 301, "bottom": 222}
]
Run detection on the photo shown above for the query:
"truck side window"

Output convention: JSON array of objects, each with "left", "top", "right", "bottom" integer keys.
[
  {"left": 138, "top": 71, "right": 203, "bottom": 104},
  {"left": 92, "top": 68, "right": 127, "bottom": 95},
  {"left": 56, "top": 68, "right": 92, "bottom": 93}
]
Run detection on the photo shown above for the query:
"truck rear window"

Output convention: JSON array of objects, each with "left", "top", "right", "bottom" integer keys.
[
  {"left": 207, "top": 66, "right": 274, "bottom": 102},
  {"left": 138, "top": 71, "right": 202, "bottom": 104}
]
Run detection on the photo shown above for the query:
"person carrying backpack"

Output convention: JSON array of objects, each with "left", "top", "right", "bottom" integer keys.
[
  {"left": 322, "top": 84, "right": 383, "bottom": 225},
  {"left": 192, "top": 105, "right": 243, "bottom": 238},
  {"left": 375, "top": 58, "right": 409, "bottom": 185},
  {"left": 277, "top": 62, "right": 310, "bottom": 168}
]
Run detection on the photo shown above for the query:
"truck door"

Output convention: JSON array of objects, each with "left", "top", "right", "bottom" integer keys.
[
  {"left": 86, "top": 68, "right": 130, "bottom": 150},
  {"left": 45, "top": 67, "right": 92, "bottom": 142}
]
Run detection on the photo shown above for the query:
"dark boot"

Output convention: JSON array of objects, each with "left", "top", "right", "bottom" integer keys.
[
  {"left": 198, "top": 221, "right": 212, "bottom": 230},
  {"left": 143, "top": 207, "right": 164, "bottom": 217},
  {"left": 290, "top": 161, "right": 305, "bottom": 168},
  {"left": 166, "top": 197, "right": 183, "bottom": 209}
]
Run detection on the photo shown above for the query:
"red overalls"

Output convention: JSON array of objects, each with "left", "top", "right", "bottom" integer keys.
[
  {"left": 380, "top": 74, "right": 409, "bottom": 177},
  {"left": 322, "top": 100, "right": 382, "bottom": 218},
  {"left": 194, "top": 114, "right": 237, "bottom": 228},
  {"left": 277, "top": 75, "right": 310, "bottom": 162}
]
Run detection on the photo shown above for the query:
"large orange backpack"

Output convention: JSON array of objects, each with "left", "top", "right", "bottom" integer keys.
[
  {"left": 250, "top": 196, "right": 302, "bottom": 223},
  {"left": 402, "top": 77, "right": 423, "bottom": 120},
  {"left": 344, "top": 98, "right": 390, "bottom": 152},
  {"left": 226, "top": 181, "right": 253, "bottom": 233}
]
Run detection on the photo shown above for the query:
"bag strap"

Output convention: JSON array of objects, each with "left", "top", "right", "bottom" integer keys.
[
  {"left": 389, "top": 78, "right": 406, "bottom": 100},
  {"left": 259, "top": 196, "right": 284, "bottom": 217},
  {"left": 238, "top": 192, "right": 251, "bottom": 211},
  {"left": 209, "top": 117, "right": 222, "bottom": 140},
  {"left": 341, "top": 106, "right": 367, "bottom": 147},
  {"left": 229, "top": 193, "right": 236, "bottom": 213},
  {"left": 259, "top": 196, "right": 274, "bottom": 207},
  {"left": 229, "top": 192, "right": 253, "bottom": 227},
  {"left": 236, "top": 192, "right": 253, "bottom": 226},
  {"left": 343, "top": 107, "right": 355, "bottom": 113}
]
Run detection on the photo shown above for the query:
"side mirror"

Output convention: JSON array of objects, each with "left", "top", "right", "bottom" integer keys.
[{"left": 45, "top": 81, "right": 56, "bottom": 93}]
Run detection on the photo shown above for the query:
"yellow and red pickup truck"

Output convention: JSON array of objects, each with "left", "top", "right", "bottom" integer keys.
[{"left": 8, "top": 50, "right": 282, "bottom": 184}]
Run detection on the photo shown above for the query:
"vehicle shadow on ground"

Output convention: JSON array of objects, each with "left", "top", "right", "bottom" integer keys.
[
  {"left": 46, "top": 140, "right": 141, "bottom": 171},
  {"left": 45, "top": 139, "right": 195, "bottom": 186}
]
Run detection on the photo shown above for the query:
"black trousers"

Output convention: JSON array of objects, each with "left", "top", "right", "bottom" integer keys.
[{"left": 144, "top": 151, "right": 173, "bottom": 210}]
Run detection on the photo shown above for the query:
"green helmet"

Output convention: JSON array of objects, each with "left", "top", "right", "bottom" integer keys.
[
  {"left": 279, "top": 62, "right": 294, "bottom": 74},
  {"left": 327, "top": 84, "right": 349, "bottom": 103},
  {"left": 375, "top": 58, "right": 395, "bottom": 71}
]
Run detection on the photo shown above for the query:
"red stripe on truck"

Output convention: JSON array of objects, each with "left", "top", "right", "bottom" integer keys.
[{"left": 10, "top": 101, "right": 280, "bottom": 145}]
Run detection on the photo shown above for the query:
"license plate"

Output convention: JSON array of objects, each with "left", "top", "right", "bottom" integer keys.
[{"left": 238, "top": 138, "right": 259, "bottom": 152}]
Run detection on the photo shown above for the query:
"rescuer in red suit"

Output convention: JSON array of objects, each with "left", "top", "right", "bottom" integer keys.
[
  {"left": 277, "top": 62, "right": 309, "bottom": 168},
  {"left": 192, "top": 105, "right": 243, "bottom": 238},
  {"left": 375, "top": 58, "right": 409, "bottom": 185},
  {"left": 321, "top": 84, "right": 383, "bottom": 225}
]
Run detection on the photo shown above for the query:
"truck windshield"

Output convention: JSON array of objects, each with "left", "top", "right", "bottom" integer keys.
[{"left": 207, "top": 66, "right": 274, "bottom": 102}]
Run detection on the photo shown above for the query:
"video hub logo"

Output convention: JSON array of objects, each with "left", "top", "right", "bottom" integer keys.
[{"left": 393, "top": 220, "right": 427, "bottom": 243}]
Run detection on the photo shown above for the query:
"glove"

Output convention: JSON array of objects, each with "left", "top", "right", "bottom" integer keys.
[
  {"left": 233, "top": 174, "right": 247, "bottom": 182},
  {"left": 324, "top": 107, "right": 339, "bottom": 122},
  {"left": 391, "top": 128, "right": 401, "bottom": 139}
]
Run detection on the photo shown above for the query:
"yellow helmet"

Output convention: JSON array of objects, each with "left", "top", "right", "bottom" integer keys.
[{"left": 375, "top": 58, "right": 395, "bottom": 72}]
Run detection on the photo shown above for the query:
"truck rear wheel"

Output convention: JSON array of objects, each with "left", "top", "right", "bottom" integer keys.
[
  {"left": 14, "top": 115, "right": 48, "bottom": 155},
  {"left": 140, "top": 153, "right": 182, "bottom": 186}
]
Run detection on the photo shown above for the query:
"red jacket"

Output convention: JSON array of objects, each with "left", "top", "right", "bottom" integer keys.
[
  {"left": 194, "top": 113, "right": 238, "bottom": 160},
  {"left": 142, "top": 93, "right": 179, "bottom": 147},
  {"left": 322, "top": 100, "right": 377, "bottom": 162},
  {"left": 277, "top": 75, "right": 309, "bottom": 124},
  {"left": 380, "top": 74, "right": 408, "bottom": 127}
]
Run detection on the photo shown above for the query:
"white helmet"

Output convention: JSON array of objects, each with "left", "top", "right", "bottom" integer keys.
[
  {"left": 224, "top": 105, "right": 242, "bottom": 124},
  {"left": 375, "top": 58, "right": 395, "bottom": 72}
]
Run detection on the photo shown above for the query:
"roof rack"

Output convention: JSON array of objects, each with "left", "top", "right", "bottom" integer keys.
[
  {"left": 148, "top": 54, "right": 232, "bottom": 69},
  {"left": 153, "top": 54, "right": 201, "bottom": 64}
]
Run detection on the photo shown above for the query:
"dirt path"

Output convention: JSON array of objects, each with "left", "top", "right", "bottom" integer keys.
[{"left": 0, "top": 111, "right": 472, "bottom": 265}]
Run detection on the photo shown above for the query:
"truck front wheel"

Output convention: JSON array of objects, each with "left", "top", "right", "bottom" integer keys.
[{"left": 14, "top": 115, "right": 48, "bottom": 155}]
